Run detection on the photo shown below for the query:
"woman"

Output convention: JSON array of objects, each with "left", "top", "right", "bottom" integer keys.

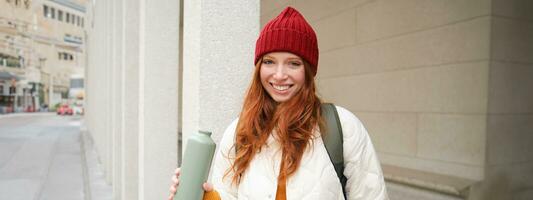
[{"left": 170, "top": 7, "right": 388, "bottom": 200}]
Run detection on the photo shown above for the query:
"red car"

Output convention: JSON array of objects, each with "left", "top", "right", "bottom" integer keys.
[{"left": 57, "top": 104, "right": 73, "bottom": 115}]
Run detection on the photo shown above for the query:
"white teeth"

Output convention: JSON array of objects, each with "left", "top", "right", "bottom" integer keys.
[{"left": 273, "top": 84, "right": 290, "bottom": 91}]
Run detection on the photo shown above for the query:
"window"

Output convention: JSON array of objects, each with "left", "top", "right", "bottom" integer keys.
[
  {"left": 0, "top": 85, "right": 3, "bottom": 95},
  {"left": 58, "top": 10, "right": 63, "bottom": 21},
  {"left": 71, "top": 14, "right": 76, "bottom": 24},
  {"left": 50, "top": 7, "right": 55, "bottom": 19},
  {"left": 69, "top": 54, "right": 73, "bottom": 60},
  {"left": 58, "top": 52, "right": 61, "bottom": 60},
  {"left": 76, "top": 16, "right": 80, "bottom": 26},
  {"left": 66, "top": 13, "right": 70, "bottom": 23},
  {"left": 70, "top": 78, "right": 84, "bottom": 89},
  {"left": 81, "top": 18, "right": 84, "bottom": 27},
  {"left": 43, "top": 5, "right": 49, "bottom": 18}
]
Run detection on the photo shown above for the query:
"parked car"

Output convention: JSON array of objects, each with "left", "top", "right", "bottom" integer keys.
[{"left": 57, "top": 104, "right": 73, "bottom": 115}]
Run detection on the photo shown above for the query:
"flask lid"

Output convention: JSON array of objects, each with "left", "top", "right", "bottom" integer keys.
[{"left": 199, "top": 130, "right": 212, "bottom": 136}]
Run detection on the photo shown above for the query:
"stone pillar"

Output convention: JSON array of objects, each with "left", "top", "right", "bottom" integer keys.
[
  {"left": 468, "top": 0, "right": 533, "bottom": 199},
  {"left": 105, "top": 0, "right": 114, "bottom": 184},
  {"left": 87, "top": 0, "right": 259, "bottom": 199},
  {"left": 137, "top": 0, "right": 180, "bottom": 199},
  {"left": 111, "top": 0, "right": 124, "bottom": 198},
  {"left": 86, "top": 0, "right": 111, "bottom": 189},
  {"left": 182, "top": 0, "right": 259, "bottom": 151},
  {"left": 122, "top": 0, "right": 141, "bottom": 199}
]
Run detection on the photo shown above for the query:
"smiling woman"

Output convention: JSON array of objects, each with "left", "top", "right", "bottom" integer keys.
[
  {"left": 259, "top": 52, "right": 306, "bottom": 103},
  {"left": 169, "top": 6, "right": 388, "bottom": 200}
]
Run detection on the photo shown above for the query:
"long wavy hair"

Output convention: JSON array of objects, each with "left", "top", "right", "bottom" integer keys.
[{"left": 226, "top": 57, "right": 324, "bottom": 185}]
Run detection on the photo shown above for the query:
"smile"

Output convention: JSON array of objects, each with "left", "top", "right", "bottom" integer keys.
[{"left": 271, "top": 83, "right": 292, "bottom": 91}]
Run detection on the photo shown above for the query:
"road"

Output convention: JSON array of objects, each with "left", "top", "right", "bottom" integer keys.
[{"left": 0, "top": 113, "right": 94, "bottom": 200}]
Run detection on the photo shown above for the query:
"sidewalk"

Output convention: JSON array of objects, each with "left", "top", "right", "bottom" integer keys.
[
  {"left": 0, "top": 113, "right": 112, "bottom": 200},
  {"left": 80, "top": 125, "right": 113, "bottom": 200}
]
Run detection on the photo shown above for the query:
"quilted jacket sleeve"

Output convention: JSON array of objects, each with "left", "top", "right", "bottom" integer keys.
[
  {"left": 210, "top": 119, "right": 240, "bottom": 200},
  {"left": 336, "top": 106, "right": 389, "bottom": 200}
]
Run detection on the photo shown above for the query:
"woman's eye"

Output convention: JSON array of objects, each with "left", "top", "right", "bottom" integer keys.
[
  {"left": 289, "top": 62, "right": 302, "bottom": 67},
  {"left": 262, "top": 60, "right": 274, "bottom": 65}
]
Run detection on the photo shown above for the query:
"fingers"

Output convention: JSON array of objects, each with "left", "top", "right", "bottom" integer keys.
[
  {"left": 203, "top": 182, "right": 214, "bottom": 192},
  {"left": 169, "top": 168, "right": 181, "bottom": 200},
  {"left": 169, "top": 184, "right": 177, "bottom": 194},
  {"left": 172, "top": 174, "right": 179, "bottom": 185},
  {"left": 168, "top": 193, "right": 174, "bottom": 200}
]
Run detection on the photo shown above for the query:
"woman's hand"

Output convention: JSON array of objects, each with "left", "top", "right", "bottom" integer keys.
[{"left": 168, "top": 168, "right": 214, "bottom": 200}]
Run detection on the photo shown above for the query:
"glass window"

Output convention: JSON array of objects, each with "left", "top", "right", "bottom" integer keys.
[
  {"left": 81, "top": 18, "right": 84, "bottom": 27},
  {"left": 58, "top": 10, "right": 63, "bottom": 21},
  {"left": 43, "top": 5, "right": 49, "bottom": 18},
  {"left": 66, "top": 13, "right": 70, "bottom": 23},
  {"left": 70, "top": 78, "right": 84, "bottom": 88},
  {"left": 58, "top": 52, "right": 62, "bottom": 60},
  {"left": 50, "top": 7, "right": 55, "bottom": 19},
  {"left": 77, "top": 16, "right": 80, "bottom": 26}
]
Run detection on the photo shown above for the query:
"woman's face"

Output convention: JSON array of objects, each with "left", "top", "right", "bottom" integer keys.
[{"left": 260, "top": 52, "right": 306, "bottom": 103}]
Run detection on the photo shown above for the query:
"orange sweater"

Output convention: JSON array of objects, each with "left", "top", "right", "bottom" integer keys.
[
  {"left": 202, "top": 182, "right": 286, "bottom": 200},
  {"left": 204, "top": 157, "right": 287, "bottom": 200},
  {"left": 202, "top": 190, "right": 221, "bottom": 200}
]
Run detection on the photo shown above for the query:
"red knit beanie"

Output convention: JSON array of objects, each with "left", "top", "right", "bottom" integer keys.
[{"left": 255, "top": 7, "right": 319, "bottom": 76}]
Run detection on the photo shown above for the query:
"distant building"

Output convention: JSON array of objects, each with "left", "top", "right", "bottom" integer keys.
[{"left": 0, "top": 0, "right": 86, "bottom": 113}]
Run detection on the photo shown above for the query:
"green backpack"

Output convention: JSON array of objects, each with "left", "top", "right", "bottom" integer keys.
[{"left": 320, "top": 103, "right": 347, "bottom": 199}]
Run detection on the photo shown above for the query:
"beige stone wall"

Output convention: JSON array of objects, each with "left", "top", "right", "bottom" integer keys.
[
  {"left": 262, "top": 0, "right": 532, "bottom": 199},
  {"left": 470, "top": 0, "right": 533, "bottom": 199},
  {"left": 262, "top": 0, "right": 489, "bottom": 178},
  {"left": 0, "top": 0, "right": 32, "bottom": 23}
]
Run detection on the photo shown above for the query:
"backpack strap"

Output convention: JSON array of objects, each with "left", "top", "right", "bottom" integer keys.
[{"left": 321, "top": 103, "right": 347, "bottom": 199}]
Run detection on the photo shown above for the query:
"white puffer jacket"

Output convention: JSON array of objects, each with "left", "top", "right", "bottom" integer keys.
[{"left": 210, "top": 106, "right": 389, "bottom": 200}]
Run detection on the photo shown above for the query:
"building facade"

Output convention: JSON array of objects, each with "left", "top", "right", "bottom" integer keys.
[
  {"left": 85, "top": 0, "right": 532, "bottom": 200},
  {"left": 0, "top": 0, "right": 36, "bottom": 113},
  {"left": 0, "top": 0, "right": 86, "bottom": 113}
]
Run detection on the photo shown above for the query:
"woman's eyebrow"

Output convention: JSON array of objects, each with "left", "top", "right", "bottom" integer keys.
[{"left": 287, "top": 58, "right": 303, "bottom": 61}]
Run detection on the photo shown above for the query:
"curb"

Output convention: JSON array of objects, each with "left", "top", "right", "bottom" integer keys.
[{"left": 0, "top": 112, "right": 56, "bottom": 119}]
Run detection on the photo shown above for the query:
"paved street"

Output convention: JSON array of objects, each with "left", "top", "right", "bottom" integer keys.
[{"left": 0, "top": 113, "right": 111, "bottom": 200}]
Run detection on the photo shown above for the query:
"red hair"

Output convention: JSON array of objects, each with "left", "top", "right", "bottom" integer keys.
[{"left": 226, "top": 58, "right": 324, "bottom": 185}]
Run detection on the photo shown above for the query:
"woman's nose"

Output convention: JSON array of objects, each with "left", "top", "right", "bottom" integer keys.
[{"left": 273, "top": 65, "right": 288, "bottom": 80}]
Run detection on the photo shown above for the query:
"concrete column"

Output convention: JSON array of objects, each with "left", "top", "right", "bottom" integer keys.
[
  {"left": 137, "top": 0, "right": 180, "bottom": 199},
  {"left": 468, "top": 0, "right": 533, "bottom": 199},
  {"left": 88, "top": 0, "right": 110, "bottom": 177},
  {"left": 122, "top": 0, "right": 141, "bottom": 199},
  {"left": 88, "top": 0, "right": 259, "bottom": 199},
  {"left": 105, "top": 0, "right": 114, "bottom": 184},
  {"left": 182, "top": 0, "right": 259, "bottom": 150},
  {"left": 111, "top": 0, "right": 124, "bottom": 198}
]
